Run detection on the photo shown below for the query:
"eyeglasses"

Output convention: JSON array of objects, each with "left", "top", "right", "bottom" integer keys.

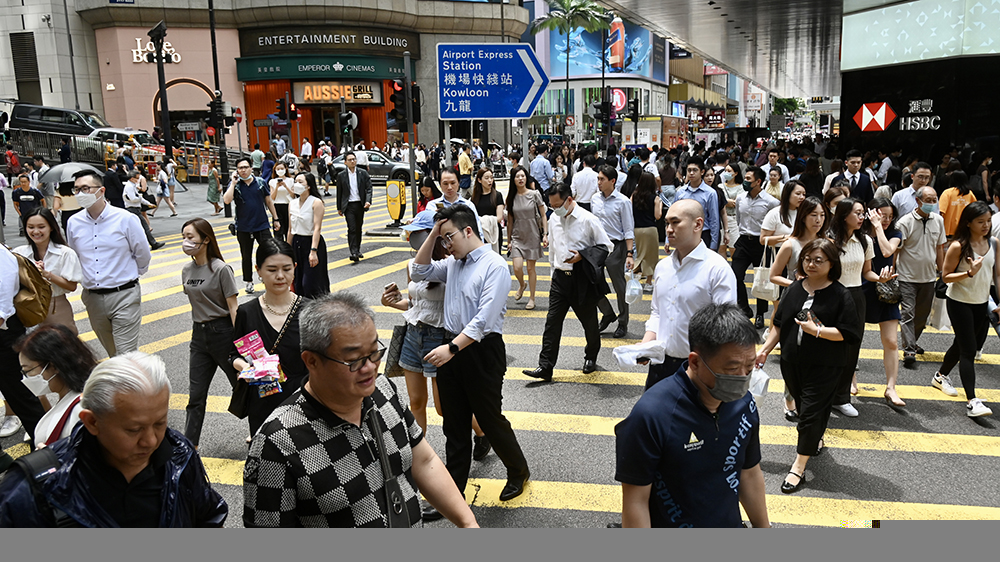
[
  {"left": 802, "top": 257, "right": 827, "bottom": 266},
  {"left": 311, "top": 342, "right": 387, "bottom": 372},
  {"left": 72, "top": 185, "right": 101, "bottom": 195},
  {"left": 439, "top": 230, "right": 462, "bottom": 248},
  {"left": 236, "top": 165, "right": 251, "bottom": 170},
  {"left": 20, "top": 363, "right": 46, "bottom": 377}
]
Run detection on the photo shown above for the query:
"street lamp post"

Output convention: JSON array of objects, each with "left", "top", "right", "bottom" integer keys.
[
  {"left": 148, "top": 22, "right": 174, "bottom": 165},
  {"left": 207, "top": 0, "right": 232, "bottom": 217}
]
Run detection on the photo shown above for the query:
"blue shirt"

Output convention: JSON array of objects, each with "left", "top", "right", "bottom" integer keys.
[
  {"left": 530, "top": 155, "right": 554, "bottom": 192},
  {"left": 590, "top": 188, "right": 635, "bottom": 241},
  {"left": 411, "top": 245, "right": 510, "bottom": 341},
  {"left": 674, "top": 182, "right": 721, "bottom": 250},
  {"left": 614, "top": 361, "right": 761, "bottom": 528},
  {"left": 234, "top": 176, "right": 271, "bottom": 233}
]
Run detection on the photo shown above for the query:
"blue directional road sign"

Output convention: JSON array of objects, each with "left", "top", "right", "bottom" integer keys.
[{"left": 437, "top": 43, "right": 549, "bottom": 120}]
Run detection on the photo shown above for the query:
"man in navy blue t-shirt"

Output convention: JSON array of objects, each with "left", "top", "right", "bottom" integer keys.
[
  {"left": 615, "top": 303, "right": 770, "bottom": 528},
  {"left": 222, "top": 157, "right": 281, "bottom": 294}
]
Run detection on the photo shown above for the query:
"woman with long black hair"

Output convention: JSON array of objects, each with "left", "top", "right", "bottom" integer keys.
[
  {"left": 13, "top": 207, "right": 82, "bottom": 333},
  {"left": 287, "top": 172, "right": 329, "bottom": 297},
  {"left": 506, "top": 165, "right": 547, "bottom": 310},
  {"left": 863, "top": 198, "right": 905, "bottom": 407},
  {"left": 933, "top": 201, "right": 998, "bottom": 417},
  {"left": 631, "top": 171, "right": 663, "bottom": 293}
]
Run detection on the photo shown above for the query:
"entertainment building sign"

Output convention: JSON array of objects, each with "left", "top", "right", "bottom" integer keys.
[{"left": 240, "top": 26, "right": 420, "bottom": 59}]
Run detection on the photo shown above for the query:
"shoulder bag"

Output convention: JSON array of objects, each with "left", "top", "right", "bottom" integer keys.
[
  {"left": 383, "top": 324, "right": 408, "bottom": 378},
  {"left": 751, "top": 246, "right": 781, "bottom": 302},
  {"left": 366, "top": 408, "right": 412, "bottom": 528},
  {"left": 532, "top": 191, "right": 545, "bottom": 239},
  {"left": 228, "top": 296, "right": 301, "bottom": 418},
  {"left": 7, "top": 246, "right": 53, "bottom": 327}
]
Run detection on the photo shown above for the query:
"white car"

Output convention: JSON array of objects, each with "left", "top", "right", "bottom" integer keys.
[{"left": 85, "top": 127, "right": 179, "bottom": 162}]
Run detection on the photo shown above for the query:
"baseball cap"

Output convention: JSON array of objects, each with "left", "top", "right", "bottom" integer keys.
[{"left": 401, "top": 209, "right": 439, "bottom": 249}]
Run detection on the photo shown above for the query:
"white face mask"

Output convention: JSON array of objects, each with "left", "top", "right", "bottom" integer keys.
[
  {"left": 276, "top": 169, "right": 286, "bottom": 177},
  {"left": 292, "top": 183, "right": 306, "bottom": 196},
  {"left": 76, "top": 191, "right": 102, "bottom": 209},
  {"left": 21, "top": 364, "right": 53, "bottom": 397},
  {"left": 553, "top": 203, "right": 569, "bottom": 217}
]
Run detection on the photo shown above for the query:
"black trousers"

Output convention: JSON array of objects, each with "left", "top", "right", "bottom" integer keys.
[
  {"left": 127, "top": 206, "right": 157, "bottom": 246},
  {"left": 60, "top": 208, "right": 82, "bottom": 237},
  {"left": 644, "top": 355, "right": 687, "bottom": 391},
  {"left": 597, "top": 239, "right": 628, "bottom": 330},
  {"left": 344, "top": 201, "right": 365, "bottom": 257},
  {"left": 782, "top": 358, "right": 840, "bottom": 456},
  {"left": 438, "top": 333, "right": 528, "bottom": 494},
  {"left": 273, "top": 203, "right": 289, "bottom": 242},
  {"left": 185, "top": 317, "right": 239, "bottom": 446},
  {"left": 291, "top": 235, "right": 330, "bottom": 297},
  {"left": 237, "top": 229, "right": 273, "bottom": 283},
  {"left": 539, "top": 269, "right": 601, "bottom": 369},
  {"left": 941, "top": 298, "right": 989, "bottom": 400},
  {"left": 834, "top": 286, "right": 866, "bottom": 406},
  {"left": 731, "top": 234, "right": 769, "bottom": 317},
  {"left": 0, "top": 315, "right": 45, "bottom": 446}
]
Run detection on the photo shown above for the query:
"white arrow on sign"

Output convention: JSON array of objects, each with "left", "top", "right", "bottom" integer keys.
[{"left": 518, "top": 49, "right": 544, "bottom": 114}]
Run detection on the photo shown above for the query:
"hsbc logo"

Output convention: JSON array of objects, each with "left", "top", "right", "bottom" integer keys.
[{"left": 853, "top": 102, "right": 897, "bottom": 132}]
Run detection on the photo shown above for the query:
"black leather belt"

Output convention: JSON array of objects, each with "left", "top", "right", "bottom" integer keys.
[
  {"left": 87, "top": 279, "right": 138, "bottom": 295},
  {"left": 555, "top": 269, "right": 573, "bottom": 276}
]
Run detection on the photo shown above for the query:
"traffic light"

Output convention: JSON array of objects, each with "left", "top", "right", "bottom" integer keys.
[
  {"left": 628, "top": 98, "right": 640, "bottom": 123},
  {"left": 289, "top": 103, "right": 299, "bottom": 122},
  {"left": 275, "top": 98, "right": 287, "bottom": 120},
  {"left": 206, "top": 99, "right": 221, "bottom": 130},
  {"left": 339, "top": 111, "right": 353, "bottom": 135},
  {"left": 389, "top": 78, "right": 408, "bottom": 122},
  {"left": 222, "top": 101, "right": 235, "bottom": 126},
  {"left": 410, "top": 85, "right": 421, "bottom": 124}
]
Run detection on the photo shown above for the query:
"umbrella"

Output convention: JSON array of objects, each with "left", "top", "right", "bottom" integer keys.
[
  {"left": 488, "top": 141, "right": 503, "bottom": 149},
  {"left": 37, "top": 162, "right": 104, "bottom": 184},
  {"left": 449, "top": 138, "right": 465, "bottom": 145}
]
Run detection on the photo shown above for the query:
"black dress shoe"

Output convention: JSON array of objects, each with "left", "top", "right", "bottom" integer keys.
[
  {"left": 357, "top": 253, "right": 364, "bottom": 259},
  {"left": 582, "top": 359, "right": 597, "bottom": 374},
  {"left": 421, "top": 500, "right": 444, "bottom": 522},
  {"left": 350, "top": 254, "right": 359, "bottom": 262},
  {"left": 613, "top": 326, "right": 627, "bottom": 338},
  {"left": 754, "top": 315, "right": 765, "bottom": 329},
  {"left": 915, "top": 345, "right": 925, "bottom": 355},
  {"left": 150, "top": 241, "right": 165, "bottom": 251},
  {"left": 781, "top": 471, "right": 805, "bottom": 494},
  {"left": 522, "top": 367, "right": 553, "bottom": 382},
  {"left": 473, "top": 435, "right": 492, "bottom": 461},
  {"left": 598, "top": 314, "right": 617, "bottom": 332},
  {"left": 499, "top": 471, "right": 529, "bottom": 501},
  {"left": 607, "top": 522, "right": 622, "bottom": 528}
]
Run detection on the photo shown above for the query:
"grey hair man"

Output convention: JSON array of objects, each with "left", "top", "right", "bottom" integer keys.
[
  {"left": 243, "top": 292, "right": 478, "bottom": 528},
  {"left": 615, "top": 303, "right": 769, "bottom": 528},
  {"left": 0, "top": 351, "right": 228, "bottom": 527},
  {"left": 896, "top": 185, "right": 946, "bottom": 369}
]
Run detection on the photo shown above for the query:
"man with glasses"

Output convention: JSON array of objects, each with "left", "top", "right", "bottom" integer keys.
[
  {"left": 896, "top": 185, "right": 946, "bottom": 369},
  {"left": 412, "top": 205, "right": 531, "bottom": 507},
  {"left": 336, "top": 152, "right": 373, "bottom": 262},
  {"left": 223, "top": 157, "right": 281, "bottom": 293},
  {"left": 615, "top": 303, "right": 770, "bottom": 528},
  {"left": 892, "top": 162, "right": 933, "bottom": 217},
  {"left": 244, "top": 292, "right": 478, "bottom": 528},
  {"left": 65, "top": 170, "right": 151, "bottom": 358}
]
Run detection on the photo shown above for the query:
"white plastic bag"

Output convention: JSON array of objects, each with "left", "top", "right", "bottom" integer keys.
[
  {"left": 625, "top": 270, "right": 643, "bottom": 305},
  {"left": 749, "top": 366, "right": 770, "bottom": 398},
  {"left": 613, "top": 340, "right": 667, "bottom": 368},
  {"left": 928, "top": 296, "right": 951, "bottom": 332},
  {"left": 750, "top": 247, "right": 780, "bottom": 301}
]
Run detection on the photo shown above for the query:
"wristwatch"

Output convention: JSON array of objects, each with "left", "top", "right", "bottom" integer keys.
[
  {"left": 626, "top": 250, "right": 634, "bottom": 256},
  {"left": 448, "top": 341, "right": 460, "bottom": 354},
  {"left": 311, "top": 247, "right": 319, "bottom": 252}
]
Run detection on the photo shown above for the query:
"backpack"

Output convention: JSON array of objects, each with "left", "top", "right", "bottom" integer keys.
[
  {"left": 6, "top": 246, "right": 53, "bottom": 327},
  {"left": 11, "top": 448, "right": 78, "bottom": 527},
  {"left": 5, "top": 150, "right": 21, "bottom": 176}
]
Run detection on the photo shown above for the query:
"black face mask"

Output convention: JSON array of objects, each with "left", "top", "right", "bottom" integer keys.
[{"left": 742, "top": 180, "right": 755, "bottom": 192}]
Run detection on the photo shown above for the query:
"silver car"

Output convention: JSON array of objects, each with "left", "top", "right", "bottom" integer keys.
[{"left": 329, "top": 150, "right": 418, "bottom": 184}]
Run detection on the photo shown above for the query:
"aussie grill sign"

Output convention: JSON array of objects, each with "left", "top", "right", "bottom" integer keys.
[{"left": 293, "top": 82, "right": 382, "bottom": 104}]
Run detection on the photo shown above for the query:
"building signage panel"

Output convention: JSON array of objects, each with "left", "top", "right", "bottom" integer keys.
[
  {"left": 437, "top": 43, "right": 549, "bottom": 120},
  {"left": 292, "top": 81, "right": 383, "bottom": 105},
  {"left": 236, "top": 55, "right": 410, "bottom": 82},
  {"left": 240, "top": 27, "right": 420, "bottom": 59}
]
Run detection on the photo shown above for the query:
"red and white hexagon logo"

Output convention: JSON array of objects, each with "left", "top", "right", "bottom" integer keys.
[{"left": 853, "top": 102, "right": 897, "bottom": 132}]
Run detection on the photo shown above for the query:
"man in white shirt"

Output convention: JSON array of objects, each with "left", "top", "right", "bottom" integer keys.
[
  {"left": 835, "top": 149, "right": 875, "bottom": 203},
  {"left": 272, "top": 134, "right": 286, "bottom": 156},
  {"left": 427, "top": 169, "right": 482, "bottom": 230},
  {"left": 524, "top": 182, "right": 614, "bottom": 381},
  {"left": 123, "top": 169, "right": 164, "bottom": 250},
  {"left": 66, "top": 170, "right": 152, "bottom": 357},
  {"left": 891, "top": 162, "right": 932, "bottom": 218},
  {"left": 640, "top": 199, "right": 739, "bottom": 389},
  {"left": 31, "top": 156, "right": 54, "bottom": 210},
  {"left": 593, "top": 165, "right": 635, "bottom": 338},
  {"left": 876, "top": 148, "right": 893, "bottom": 183},
  {"left": 300, "top": 137, "right": 313, "bottom": 163},
  {"left": 354, "top": 143, "right": 369, "bottom": 171},
  {"left": 336, "top": 152, "right": 373, "bottom": 262},
  {"left": 731, "top": 166, "right": 779, "bottom": 328},
  {"left": 760, "top": 148, "right": 790, "bottom": 184},
  {"left": 571, "top": 155, "right": 600, "bottom": 212}
]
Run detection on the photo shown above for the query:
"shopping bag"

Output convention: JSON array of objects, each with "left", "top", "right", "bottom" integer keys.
[
  {"left": 928, "top": 297, "right": 951, "bottom": 332},
  {"left": 625, "top": 270, "right": 643, "bottom": 305},
  {"left": 749, "top": 366, "right": 770, "bottom": 398},
  {"left": 750, "top": 248, "right": 780, "bottom": 302}
]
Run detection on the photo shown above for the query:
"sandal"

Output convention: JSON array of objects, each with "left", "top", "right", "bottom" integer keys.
[
  {"left": 515, "top": 282, "right": 526, "bottom": 301},
  {"left": 781, "top": 471, "right": 805, "bottom": 494},
  {"left": 885, "top": 389, "right": 906, "bottom": 407},
  {"left": 526, "top": 299, "right": 536, "bottom": 310},
  {"left": 814, "top": 438, "right": 825, "bottom": 457}
]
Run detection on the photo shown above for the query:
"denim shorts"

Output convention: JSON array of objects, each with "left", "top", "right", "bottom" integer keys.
[{"left": 398, "top": 322, "right": 446, "bottom": 377}]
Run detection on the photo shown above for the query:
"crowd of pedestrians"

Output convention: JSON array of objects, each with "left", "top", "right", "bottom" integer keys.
[{"left": 1, "top": 134, "right": 999, "bottom": 529}]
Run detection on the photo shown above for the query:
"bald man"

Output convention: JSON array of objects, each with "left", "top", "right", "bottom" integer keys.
[{"left": 640, "top": 199, "right": 739, "bottom": 390}]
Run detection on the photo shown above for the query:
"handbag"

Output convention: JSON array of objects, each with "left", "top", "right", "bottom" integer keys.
[
  {"left": 934, "top": 274, "right": 948, "bottom": 299},
  {"left": 877, "top": 277, "right": 902, "bottom": 304},
  {"left": 8, "top": 247, "right": 53, "bottom": 328},
  {"left": 751, "top": 246, "right": 781, "bottom": 302},
  {"left": 366, "top": 408, "right": 412, "bottom": 528},
  {"left": 383, "top": 324, "right": 408, "bottom": 378},
  {"left": 228, "top": 296, "right": 301, "bottom": 418},
  {"left": 532, "top": 191, "right": 545, "bottom": 239}
]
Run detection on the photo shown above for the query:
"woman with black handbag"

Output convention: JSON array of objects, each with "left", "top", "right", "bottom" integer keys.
[
  {"left": 863, "top": 198, "right": 905, "bottom": 407},
  {"left": 230, "top": 238, "right": 308, "bottom": 439}
]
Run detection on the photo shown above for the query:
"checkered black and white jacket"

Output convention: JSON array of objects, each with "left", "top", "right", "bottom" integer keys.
[{"left": 242, "top": 375, "right": 424, "bottom": 527}]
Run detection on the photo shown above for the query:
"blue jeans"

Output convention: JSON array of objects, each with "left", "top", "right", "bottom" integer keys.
[{"left": 399, "top": 322, "right": 446, "bottom": 376}]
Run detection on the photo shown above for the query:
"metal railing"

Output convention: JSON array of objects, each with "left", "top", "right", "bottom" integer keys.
[{"left": 7, "top": 128, "right": 108, "bottom": 167}]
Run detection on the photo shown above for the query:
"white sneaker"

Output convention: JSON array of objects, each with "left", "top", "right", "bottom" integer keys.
[
  {"left": 976, "top": 350, "right": 984, "bottom": 361},
  {"left": 0, "top": 416, "right": 22, "bottom": 438},
  {"left": 245, "top": 281, "right": 256, "bottom": 294},
  {"left": 968, "top": 398, "right": 993, "bottom": 417},
  {"left": 833, "top": 403, "right": 859, "bottom": 417},
  {"left": 932, "top": 373, "right": 959, "bottom": 397}
]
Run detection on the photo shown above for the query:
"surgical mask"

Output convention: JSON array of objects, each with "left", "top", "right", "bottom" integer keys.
[
  {"left": 721, "top": 172, "right": 733, "bottom": 183},
  {"left": 921, "top": 203, "right": 939, "bottom": 215},
  {"left": 552, "top": 204, "right": 569, "bottom": 217},
  {"left": 292, "top": 183, "right": 306, "bottom": 196},
  {"left": 182, "top": 240, "right": 203, "bottom": 255},
  {"left": 76, "top": 191, "right": 102, "bottom": 209},
  {"left": 276, "top": 169, "right": 286, "bottom": 177},
  {"left": 21, "top": 365, "right": 53, "bottom": 397},
  {"left": 702, "top": 361, "right": 751, "bottom": 402},
  {"left": 742, "top": 181, "right": 754, "bottom": 192}
]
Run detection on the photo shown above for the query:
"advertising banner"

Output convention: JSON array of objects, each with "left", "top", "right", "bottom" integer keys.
[{"left": 547, "top": 16, "right": 666, "bottom": 82}]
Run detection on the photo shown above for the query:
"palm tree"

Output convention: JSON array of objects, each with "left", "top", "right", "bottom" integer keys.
[{"left": 531, "top": 0, "right": 611, "bottom": 139}]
